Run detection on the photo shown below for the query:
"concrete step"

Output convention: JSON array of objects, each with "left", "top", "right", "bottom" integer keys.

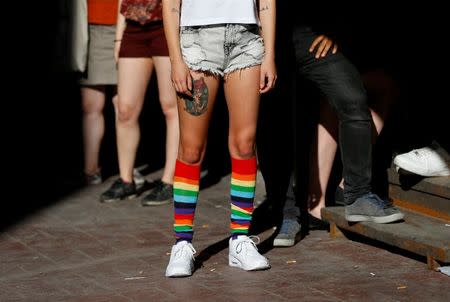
[
  {"left": 388, "top": 168, "right": 450, "bottom": 221},
  {"left": 321, "top": 206, "right": 450, "bottom": 269}
]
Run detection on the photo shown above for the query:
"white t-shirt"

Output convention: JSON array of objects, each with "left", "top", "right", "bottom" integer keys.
[{"left": 180, "top": 0, "right": 258, "bottom": 26}]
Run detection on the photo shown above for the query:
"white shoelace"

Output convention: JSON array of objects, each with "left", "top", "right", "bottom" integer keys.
[
  {"left": 413, "top": 147, "right": 433, "bottom": 158},
  {"left": 235, "top": 236, "right": 261, "bottom": 254},
  {"left": 173, "top": 243, "right": 196, "bottom": 261}
]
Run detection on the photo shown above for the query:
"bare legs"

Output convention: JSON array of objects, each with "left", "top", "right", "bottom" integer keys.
[
  {"left": 224, "top": 68, "right": 261, "bottom": 160},
  {"left": 153, "top": 57, "right": 179, "bottom": 184},
  {"left": 308, "top": 101, "right": 339, "bottom": 219},
  {"left": 177, "top": 66, "right": 261, "bottom": 165},
  {"left": 177, "top": 72, "right": 219, "bottom": 165},
  {"left": 115, "top": 56, "right": 179, "bottom": 184},
  {"left": 116, "top": 58, "right": 153, "bottom": 182},
  {"left": 82, "top": 86, "right": 117, "bottom": 177}
]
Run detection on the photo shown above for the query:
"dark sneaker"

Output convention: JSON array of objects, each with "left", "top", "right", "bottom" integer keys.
[
  {"left": 141, "top": 180, "right": 173, "bottom": 206},
  {"left": 85, "top": 171, "right": 102, "bottom": 185},
  {"left": 100, "top": 179, "right": 137, "bottom": 203},
  {"left": 307, "top": 214, "right": 329, "bottom": 230},
  {"left": 273, "top": 219, "right": 301, "bottom": 247},
  {"left": 345, "top": 193, "right": 404, "bottom": 224}
]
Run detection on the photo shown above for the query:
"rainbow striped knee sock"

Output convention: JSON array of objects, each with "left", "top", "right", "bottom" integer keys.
[
  {"left": 173, "top": 160, "right": 200, "bottom": 243},
  {"left": 230, "top": 156, "right": 257, "bottom": 238}
]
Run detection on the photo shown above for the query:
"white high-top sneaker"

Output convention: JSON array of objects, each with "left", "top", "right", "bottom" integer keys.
[
  {"left": 165, "top": 241, "right": 196, "bottom": 277},
  {"left": 229, "top": 235, "right": 270, "bottom": 271},
  {"left": 394, "top": 141, "right": 450, "bottom": 177}
]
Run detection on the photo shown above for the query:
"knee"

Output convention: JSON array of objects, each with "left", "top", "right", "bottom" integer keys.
[
  {"left": 335, "top": 88, "right": 371, "bottom": 122},
  {"left": 117, "top": 102, "right": 138, "bottom": 124},
  {"left": 112, "top": 95, "right": 119, "bottom": 107},
  {"left": 229, "top": 136, "right": 255, "bottom": 159},
  {"left": 179, "top": 146, "right": 203, "bottom": 165},
  {"left": 160, "top": 99, "right": 178, "bottom": 120},
  {"left": 82, "top": 101, "right": 103, "bottom": 115}
]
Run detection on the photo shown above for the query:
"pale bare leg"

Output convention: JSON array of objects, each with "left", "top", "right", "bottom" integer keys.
[
  {"left": 308, "top": 102, "right": 339, "bottom": 219},
  {"left": 81, "top": 86, "right": 106, "bottom": 176},
  {"left": 153, "top": 57, "right": 179, "bottom": 184},
  {"left": 224, "top": 67, "right": 261, "bottom": 159},
  {"left": 116, "top": 58, "right": 153, "bottom": 182}
]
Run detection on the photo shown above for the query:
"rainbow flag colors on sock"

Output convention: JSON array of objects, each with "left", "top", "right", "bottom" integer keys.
[
  {"left": 173, "top": 160, "right": 200, "bottom": 243},
  {"left": 230, "top": 156, "right": 257, "bottom": 237}
]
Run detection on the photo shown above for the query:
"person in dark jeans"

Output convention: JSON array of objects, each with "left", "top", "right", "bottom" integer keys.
[
  {"left": 254, "top": 7, "right": 404, "bottom": 242},
  {"left": 293, "top": 25, "right": 404, "bottom": 217}
]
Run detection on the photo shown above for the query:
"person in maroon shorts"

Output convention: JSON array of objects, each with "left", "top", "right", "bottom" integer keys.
[{"left": 101, "top": 0, "right": 179, "bottom": 205}]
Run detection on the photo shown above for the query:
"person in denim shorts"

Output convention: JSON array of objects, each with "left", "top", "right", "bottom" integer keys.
[{"left": 162, "top": 0, "right": 277, "bottom": 277}]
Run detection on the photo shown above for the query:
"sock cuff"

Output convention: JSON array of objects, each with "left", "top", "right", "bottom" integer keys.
[
  {"left": 231, "top": 156, "right": 257, "bottom": 174},
  {"left": 175, "top": 160, "right": 201, "bottom": 180}
]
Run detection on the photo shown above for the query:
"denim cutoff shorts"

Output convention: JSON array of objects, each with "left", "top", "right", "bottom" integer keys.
[{"left": 180, "top": 24, "right": 265, "bottom": 76}]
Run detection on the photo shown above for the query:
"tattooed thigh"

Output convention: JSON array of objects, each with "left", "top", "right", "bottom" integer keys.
[{"left": 181, "top": 76, "right": 209, "bottom": 116}]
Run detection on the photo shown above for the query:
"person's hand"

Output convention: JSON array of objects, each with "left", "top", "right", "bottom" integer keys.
[
  {"left": 260, "top": 57, "right": 277, "bottom": 93},
  {"left": 309, "top": 35, "right": 338, "bottom": 59},
  {"left": 114, "top": 40, "right": 122, "bottom": 64},
  {"left": 171, "top": 58, "right": 193, "bottom": 97}
]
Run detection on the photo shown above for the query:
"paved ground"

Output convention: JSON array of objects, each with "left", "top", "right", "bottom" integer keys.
[{"left": 1, "top": 169, "right": 449, "bottom": 301}]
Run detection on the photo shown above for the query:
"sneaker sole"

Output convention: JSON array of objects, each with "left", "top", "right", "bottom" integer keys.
[
  {"left": 393, "top": 158, "right": 429, "bottom": 176},
  {"left": 100, "top": 194, "right": 138, "bottom": 203},
  {"left": 87, "top": 180, "right": 102, "bottom": 185},
  {"left": 273, "top": 238, "right": 295, "bottom": 247},
  {"left": 228, "top": 255, "right": 270, "bottom": 271},
  {"left": 397, "top": 167, "right": 450, "bottom": 177},
  {"left": 394, "top": 160, "right": 450, "bottom": 177},
  {"left": 165, "top": 265, "right": 193, "bottom": 278},
  {"left": 165, "top": 270, "right": 192, "bottom": 278},
  {"left": 345, "top": 212, "right": 405, "bottom": 224},
  {"left": 141, "top": 199, "right": 172, "bottom": 206}
]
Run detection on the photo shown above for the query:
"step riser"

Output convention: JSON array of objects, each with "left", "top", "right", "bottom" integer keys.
[
  {"left": 390, "top": 185, "right": 450, "bottom": 221},
  {"left": 321, "top": 207, "right": 450, "bottom": 264},
  {"left": 388, "top": 168, "right": 450, "bottom": 199}
]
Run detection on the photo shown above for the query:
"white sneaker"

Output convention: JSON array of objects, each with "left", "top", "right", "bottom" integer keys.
[
  {"left": 393, "top": 141, "right": 450, "bottom": 177},
  {"left": 133, "top": 169, "right": 146, "bottom": 187},
  {"left": 229, "top": 235, "right": 270, "bottom": 271},
  {"left": 165, "top": 241, "right": 196, "bottom": 277}
]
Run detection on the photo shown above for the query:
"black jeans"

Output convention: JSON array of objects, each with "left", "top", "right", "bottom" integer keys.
[{"left": 293, "top": 26, "right": 372, "bottom": 205}]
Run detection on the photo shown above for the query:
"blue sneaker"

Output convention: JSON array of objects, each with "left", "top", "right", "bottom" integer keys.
[
  {"left": 345, "top": 193, "right": 404, "bottom": 224},
  {"left": 273, "top": 219, "right": 301, "bottom": 247}
]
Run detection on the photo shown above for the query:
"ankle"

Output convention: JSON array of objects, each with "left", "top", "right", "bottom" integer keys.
[{"left": 176, "top": 239, "right": 192, "bottom": 244}]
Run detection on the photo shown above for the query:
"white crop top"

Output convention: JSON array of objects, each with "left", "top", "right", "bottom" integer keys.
[{"left": 180, "top": 0, "right": 258, "bottom": 26}]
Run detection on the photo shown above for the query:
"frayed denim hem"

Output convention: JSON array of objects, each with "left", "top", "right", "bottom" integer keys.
[
  {"left": 224, "top": 61, "right": 262, "bottom": 80},
  {"left": 186, "top": 65, "right": 223, "bottom": 78}
]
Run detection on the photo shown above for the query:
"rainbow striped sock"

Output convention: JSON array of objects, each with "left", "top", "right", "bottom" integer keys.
[
  {"left": 230, "top": 156, "right": 256, "bottom": 238},
  {"left": 173, "top": 160, "right": 200, "bottom": 243}
]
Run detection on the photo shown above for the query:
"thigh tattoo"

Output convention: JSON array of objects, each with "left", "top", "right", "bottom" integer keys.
[{"left": 182, "top": 77, "right": 209, "bottom": 116}]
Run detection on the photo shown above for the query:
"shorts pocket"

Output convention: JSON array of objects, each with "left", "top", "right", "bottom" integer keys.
[
  {"left": 240, "top": 34, "right": 265, "bottom": 62},
  {"left": 180, "top": 27, "right": 200, "bottom": 48}
]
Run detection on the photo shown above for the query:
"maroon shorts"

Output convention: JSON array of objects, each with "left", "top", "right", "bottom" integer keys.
[{"left": 119, "top": 20, "right": 169, "bottom": 58}]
